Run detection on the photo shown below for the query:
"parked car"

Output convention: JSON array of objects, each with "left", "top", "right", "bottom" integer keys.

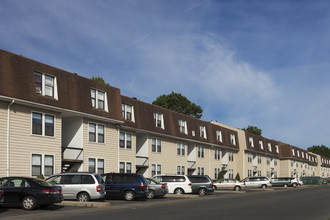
[
  {"left": 45, "top": 172, "right": 105, "bottom": 202},
  {"left": 213, "top": 178, "right": 245, "bottom": 191},
  {"left": 0, "top": 177, "right": 63, "bottom": 210},
  {"left": 271, "top": 178, "right": 292, "bottom": 187},
  {"left": 146, "top": 178, "right": 168, "bottom": 199},
  {"left": 0, "top": 187, "right": 3, "bottom": 204},
  {"left": 152, "top": 175, "right": 192, "bottom": 194},
  {"left": 298, "top": 179, "right": 304, "bottom": 186},
  {"left": 241, "top": 176, "right": 272, "bottom": 189},
  {"left": 187, "top": 175, "right": 214, "bottom": 195},
  {"left": 101, "top": 173, "right": 148, "bottom": 201}
]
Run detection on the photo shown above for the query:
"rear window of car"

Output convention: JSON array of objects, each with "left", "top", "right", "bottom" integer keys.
[
  {"left": 32, "top": 178, "right": 51, "bottom": 187},
  {"left": 162, "top": 176, "right": 185, "bottom": 182},
  {"left": 94, "top": 174, "right": 104, "bottom": 184},
  {"left": 188, "top": 176, "right": 209, "bottom": 183},
  {"left": 82, "top": 175, "right": 95, "bottom": 184}
]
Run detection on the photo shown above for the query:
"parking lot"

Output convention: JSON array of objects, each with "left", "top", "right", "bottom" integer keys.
[{"left": 1, "top": 185, "right": 328, "bottom": 220}]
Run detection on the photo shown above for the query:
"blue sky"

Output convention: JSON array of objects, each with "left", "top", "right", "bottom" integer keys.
[{"left": 1, "top": 0, "right": 330, "bottom": 150}]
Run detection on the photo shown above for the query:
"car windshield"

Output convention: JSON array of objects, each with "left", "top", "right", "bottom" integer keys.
[{"left": 32, "top": 178, "right": 52, "bottom": 187}]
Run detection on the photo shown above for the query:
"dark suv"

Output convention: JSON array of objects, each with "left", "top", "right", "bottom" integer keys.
[
  {"left": 101, "top": 173, "right": 148, "bottom": 201},
  {"left": 187, "top": 175, "right": 214, "bottom": 195}
]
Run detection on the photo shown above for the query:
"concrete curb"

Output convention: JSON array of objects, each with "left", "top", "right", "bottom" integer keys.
[
  {"left": 165, "top": 194, "right": 200, "bottom": 198},
  {"left": 214, "top": 190, "right": 246, "bottom": 193},
  {"left": 56, "top": 201, "right": 111, "bottom": 208}
]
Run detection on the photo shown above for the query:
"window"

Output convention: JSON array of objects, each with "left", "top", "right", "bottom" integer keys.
[
  {"left": 267, "top": 143, "right": 272, "bottom": 152},
  {"left": 152, "top": 138, "right": 161, "bottom": 153},
  {"left": 177, "top": 143, "right": 185, "bottom": 156},
  {"left": 215, "top": 149, "right": 221, "bottom": 160},
  {"left": 292, "top": 149, "right": 295, "bottom": 156},
  {"left": 258, "top": 170, "right": 262, "bottom": 176},
  {"left": 291, "top": 160, "right": 294, "bottom": 167},
  {"left": 198, "top": 146, "right": 204, "bottom": 158},
  {"left": 151, "top": 164, "right": 161, "bottom": 176},
  {"left": 248, "top": 169, "right": 252, "bottom": 177},
  {"left": 177, "top": 166, "right": 185, "bottom": 175},
  {"left": 119, "top": 162, "right": 132, "bottom": 173},
  {"left": 89, "top": 158, "right": 96, "bottom": 173},
  {"left": 230, "top": 134, "right": 236, "bottom": 145},
  {"left": 275, "top": 145, "right": 279, "bottom": 153},
  {"left": 153, "top": 112, "right": 164, "bottom": 129},
  {"left": 178, "top": 120, "right": 187, "bottom": 134},
  {"left": 248, "top": 153, "right": 252, "bottom": 163},
  {"left": 32, "top": 154, "right": 54, "bottom": 177},
  {"left": 229, "top": 152, "right": 234, "bottom": 162},
  {"left": 199, "top": 126, "right": 207, "bottom": 139},
  {"left": 229, "top": 169, "right": 234, "bottom": 179},
  {"left": 89, "top": 123, "right": 104, "bottom": 143},
  {"left": 214, "top": 168, "right": 220, "bottom": 179},
  {"left": 259, "top": 140, "right": 264, "bottom": 149},
  {"left": 90, "top": 89, "right": 108, "bottom": 111},
  {"left": 216, "top": 130, "right": 223, "bottom": 142},
  {"left": 297, "top": 151, "right": 300, "bottom": 157},
  {"left": 119, "top": 132, "right": 132, "bottom": 149},
  {"left": 267, "top": 157, "right": 270, "bottom": 165},
  {"left": 266, "top": 171, "right": 270, "bottom": 178},
  {"left": 249, "top": 137, "right": 254, "bottom": 147},
  {"left": 274, "top": 159, "right": 278, "bottom": 166},
  {"left": 97, "top": 159, "right": 104, "bottom": 174},
  {"left": 34, "top": 72, "right": 57, "bottom": 99},
  {"left": 197, "top": 167, "right": 204, "bottom": 175},
  {"left": 32, "top": 112, "right": 54, "bottom": 137},
  {"left": 258, "top": 155, "right": 262, "bottom": 164},
  {"left": 122, "top": 104, "right": 134, "bottom": 121}
]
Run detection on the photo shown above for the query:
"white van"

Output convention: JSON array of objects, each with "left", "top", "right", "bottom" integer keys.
[{"left": 152, "top": 175, "right": 192, "bottom": 194}]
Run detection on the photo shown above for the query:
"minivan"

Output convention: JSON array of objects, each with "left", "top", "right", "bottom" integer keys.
[
  {"left": 187, "top": 175, "right": 214, "bottom": 195},
  {"left": 101, "top": 173, "right": 148, "bottom": 201},
  {"left": 241, "top": 176, "right": 272, "bottom": 189},
  {"left": 45, "top": 172, "right": 106, "bottom": 202},
  {"left": 152, "top": 175, "right": 192, "bottom": 194}
]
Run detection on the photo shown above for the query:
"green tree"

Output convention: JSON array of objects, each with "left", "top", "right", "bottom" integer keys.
[
  {"left": 152, "top": 92, "right": 203, "bottom": 119},
  {"left": 217, "top": 171, "right": 225, "bottom": 181},
  {"left": 242, "top": 126, "right": 262, "bottom": 136},
  {"left": 307, "top": 145, "right": 330, "bottom": 158},
  {"left": 91, "top": 75, "right": 109, "bottom": 85},
  {"left": 235, "top": 173, "right": 241, "bottom": 181}
]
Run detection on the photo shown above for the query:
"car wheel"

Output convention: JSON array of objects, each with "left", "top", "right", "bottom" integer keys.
[
  {"left": 292, "top": 183, "right": 297, "bottom": 188},
  {"left": 124, "top": 191, "right": 135, "bottom": 201},
  {"left": 22, "top": 196, "right": 37, "bottom": 210},
  {"left": 198, "top": 188, "right": 206, "bottom": 196},
  {"left": 234, "top": 186, "right": 241, "bottom": 191},
  {"left": 78, "top": 192, "right": 90, "bottom": 202},
  {"left": 174, "top": 188, "right": 184, "bottom": 195},
  {"left": 284, "top": 184, "right": 288, "bottom": 187},
  {"left": 213, "top": 186, "right": 217, "bottom": 190},
  {"left": 261, "top": 184, "right": 267, "bottom": 189},
  {"left": 147, "top": 190, "right": 155, "bottom": 199}
]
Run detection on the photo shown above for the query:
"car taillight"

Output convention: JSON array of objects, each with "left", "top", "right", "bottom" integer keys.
[
  {"left": 269, "top": 181, "right": 272, "bottom": 184},
  {"left": 43, "top": 189, "right": 60, "bottom": 194},
  {"left": 188, "top": 183, "right": 191, "bottom": 187},
  {"left": 161, "top": 184, "right": 165, "bottom": 189},
  {"left": 210, "top": 183, "right": 214, "bottom": 187},
  {"left": 140, "top": 183, "right": 146, "bottom": 190},
  {"left": 96, "top": 185, "right": 101, "bottom": 192}
]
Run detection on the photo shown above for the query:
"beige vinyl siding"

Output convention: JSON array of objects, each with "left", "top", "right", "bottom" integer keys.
[
  {"left": 0, "top": 102, "right": 9, "bottom": 176},
  {"left": 83, "top": 119, "right": 118, "bottom": 173},
  {"left": 5, "top": 104, "right": 61, "bottom": 177},
  {"left": 280, "top": 159, "right": 290, "bottom": 177}
]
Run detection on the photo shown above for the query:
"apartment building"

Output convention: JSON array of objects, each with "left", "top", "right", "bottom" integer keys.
[{"left": 0, "top": 49, "right": 329, "bottom": 180}]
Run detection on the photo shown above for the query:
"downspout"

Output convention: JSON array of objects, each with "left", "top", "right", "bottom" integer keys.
[
  {"left": 116, "top": 124, "right": 121, "bottom": 173},
  {"left": 7, "top": 100, "right": 15, "bottom": 177}
]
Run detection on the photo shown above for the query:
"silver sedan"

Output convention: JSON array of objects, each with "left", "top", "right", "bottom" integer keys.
[{"left": 213, "top": 179, "right": 245, "bottom": 191}]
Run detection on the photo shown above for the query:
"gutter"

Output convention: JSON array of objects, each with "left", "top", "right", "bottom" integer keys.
[{"left": 7, "top": 99, "right": 15, "bottom": 177}]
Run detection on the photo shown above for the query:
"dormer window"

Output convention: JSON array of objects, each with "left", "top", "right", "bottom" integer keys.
[
  {"left": 91, "top": 89, "right": 108, "bottom": 111},
  {"left": 302, "top": 152, "right": 304, "bottom": 158},
  {"left": 297, "top": 151, "right": 300, "bottom": 157},
  {"left": 259, "top": 140, "right": 264, "bottom": 149},
  {"left": 34, "top": 71, "right": 58, "bottom": 99},
  {"left": 153, "top": 112, "right": 164, "bottom": 129},
  {"left": 199, "top": 126, "right": 207, "bottom": 139},
  {"left": 216, "top": 130, "right": 223, "bottom": 142},
  {"left": 178, "top": 120, "right": 187, "bottom": 134},
  {"left": 275, "top": 145, "right": 279, "bottom": 153},
  {"left": 267, "top": 143, "right": 272, "bottom": 152},
  {"left": 230, "top": 134, "right": 236, "bottom": 146},
  {"left": 292, "top": 149, "right": 295, "bottom": 156},
  {"left": 122, "top": 104, "right": 134, "bottom": 122},
  {"left": 249, "top": 137, "right": 254, "bottom": 147}
]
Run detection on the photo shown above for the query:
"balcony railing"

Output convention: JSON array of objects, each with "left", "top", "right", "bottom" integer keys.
[
  {"left": 188, "top": 161, "right": 196, "bottom": 170},
  {"left": 62, "top": 147, "right": 83, "bottom": 162},
  {"left": 136, "top": 156, "right": 149, "bottom": 167}
]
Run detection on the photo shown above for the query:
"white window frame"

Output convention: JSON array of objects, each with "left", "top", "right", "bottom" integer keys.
[
  {"left": 88, "top": 122, "right": 105, "bottom": 143},
  {"left": 259, "top": 140, "right": 264, "bottom": 149},
  {"left": 119, "top": 161, "right": 132, "bottom": 173},
  {"left": 151, "top": 164, "right": 161, "bottom": 177},
  {"left": 122, "top": 104, "right": 135, "bottom": 122},
  {"left": 153, "top": 112, "right": 165, "bottom": 129},
  {"left": 31, "top": 111, "right": 55, "bottom": 137},
  {"left": 268, "top": 143, "right": 272, "bottom": 152},
  {"left": 275, "top": 145, "right": 279, "bottom": 153},
  {"left": 248, "top": 153, "right": 252, "bottom": 163},
  {"left": 31, "top": 153, "right": 54, "bottom": 177},
  {"left": 197, "top": 167, "right": 205, "bottom": 175},
  {"left": 178, "top": 120, "right": 188, "bottom": 134},
  {"left": 198, "top": 146, "right": 205, "bottom": 158},
  {"left": 249, "top": 137, "right": 254, "bottom": 147},
  {"left": 177, "top": 165, "right": 185, "bottom": 175},
  {"left": 119, "top": 132, "right": 132, "bottom": 149},
  {"left": 229, "top": 152, "right": 234, "bottom": 162},
  {"left": 214, "top": 149, "right": 221, "bottom": 160},
  {"left": 34, "top": 71, "right": 58, "bottom": 100},
  {"left": 151, "top": 138, "right": 161, "bottom": 153},
  {"left": 177, "top": 143, "right": 185, "bottom": 156},
  {"left": 216, "top": 130, "right": 223, "bottom": 142},
  {"left": 199, "top": 126, "right": 207, "bottom": 139},
  {"left": 90, "top": 88, "right": 108, "bottom": 112},
  {"left": 230, "top": 134, "right": 236, "bottom": 145},
  {"left": 292, "top": 149, "right": 295, "bottom": 156},
  {"left": 214, "top": 168, "right": 220, "bottom": 179}
]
